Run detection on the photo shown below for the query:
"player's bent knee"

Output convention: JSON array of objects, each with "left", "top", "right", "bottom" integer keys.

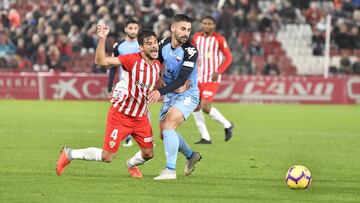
[
  {"left": 141, "top": 149, "right": 154, "bottom": 160},
  {"left": 143, "top": 152, "right": 154, "bottom": 160},
  {"left": 102, "top": 151, "right": 115, "bottom": 162},
  {"left": 160, "top": 120, "right": 178, "bottom": 130}
]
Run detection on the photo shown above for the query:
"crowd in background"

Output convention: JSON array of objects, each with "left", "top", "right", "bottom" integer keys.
[{"left": 0, "top": 0, "right": 360, "bottom": 74}]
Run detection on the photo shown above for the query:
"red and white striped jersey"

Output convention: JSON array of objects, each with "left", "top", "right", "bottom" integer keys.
[
  {"left": 192, "top": 32, "right": 232, "bottom": 83},
  {"left": 111, "top": 53, "right": 161, "bottom": 117}
]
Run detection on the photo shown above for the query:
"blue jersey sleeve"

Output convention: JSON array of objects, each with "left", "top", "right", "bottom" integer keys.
[
  {"left": 158, "top": 37, "right": 170, "bottom": 64},
  {"left": 158, "top": 42, "right": 198, "bottom": 95}
]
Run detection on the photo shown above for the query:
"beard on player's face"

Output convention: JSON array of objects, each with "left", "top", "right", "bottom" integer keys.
[
  {"left": 175, "top": 33, "right": 189, "bottom": 44},
  {"left": 127, "top": 32, "right": 138, "bottom": 39}
]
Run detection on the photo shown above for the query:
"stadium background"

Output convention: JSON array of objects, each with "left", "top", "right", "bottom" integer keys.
[
  {"left": 0, "top": 0, "right": 360, "bottom": 103},
  {"left": 1, "top": 0, "right": 360, "bottom": 103},
  {"left": 1, "top": 0, "right": 360, "bottom": 202}
]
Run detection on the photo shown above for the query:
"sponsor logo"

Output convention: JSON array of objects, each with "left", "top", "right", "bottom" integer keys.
[
  {"left": 203, "top": 90, "right": 213, "bottom": 97},
  {"left": 0, "top": 77, "right": 38, "bottom": 88},
  {"left": 144, "top": 137, "right": 153, "bottom": 143},
  {"left": 183, "top": 61, "right": 194, "bottom": 68},
  {"left": 185, "top": 47, "right": 197, "bottom": 59},
  {"left": 109, "top": 141, "right": 116, "bottom": 148},
  {"left": 135, "top": 80, "right": 152, "bottom": 89},
  {"left": 51, "top": 78, "right": 81, "bottom": 99},
  {"left": 215, "top": 77, "right": 336, "bottom": 102},
  {"left": 183, "top": 96, "right": 191, "bottom": 106}
]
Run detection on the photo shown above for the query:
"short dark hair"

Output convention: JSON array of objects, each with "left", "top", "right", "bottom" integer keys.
[
  {"left": 125, "top": 18, "right": 140, "bottom": 27},
  {"left": 171, "top": 14, "right": 193, "bottom": 24},
  {"left": 137, "top": 29, "right": 157, "bottom": 45},
  {"left": 201, "top": 16, "right": 216, "bottom": 23}
]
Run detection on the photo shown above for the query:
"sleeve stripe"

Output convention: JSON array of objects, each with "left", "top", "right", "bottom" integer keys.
[{"left": 183, "top": 61, "right": 194, "bottom": 67}]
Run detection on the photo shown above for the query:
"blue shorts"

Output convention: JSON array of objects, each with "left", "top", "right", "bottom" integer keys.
[{"left": 159, "top": 90, "right": 199, "bottom": 121}]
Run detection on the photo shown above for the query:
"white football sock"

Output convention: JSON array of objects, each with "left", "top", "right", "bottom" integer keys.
[
  {"left": 127, "top": 151, "right": 146, "bottom": 167},
  {"left": 69, "top": 147, "right": 103, "bottom": 161},
  {"left": 209, "top": 107, "right": 231, "bottom": 128},
  {"left": 193, "top": 110, "right": 211, "bottom": 141}
]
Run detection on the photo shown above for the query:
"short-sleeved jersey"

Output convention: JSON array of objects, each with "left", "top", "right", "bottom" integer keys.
[
  {"left": 158, "top": 37, "right": 199, "bottom": 91},
  {"left": 113, "top": 40, "right": 140, "bottom": 78},
  {"left": 108, "top": 40, "right": 140, "bottom": 93},
  {"left": 113, "top": 40, "right": 140, "bottom": 56},
  {"left": 111, "top": 53, "right": 161, "bottom": 117},
  {"left": 191, "top": 32, "right": 232, "bottom": 83}
]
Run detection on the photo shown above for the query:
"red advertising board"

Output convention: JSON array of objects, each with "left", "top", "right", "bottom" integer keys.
[
  {"left": 1, "top": 73, "right": 359, "bottom": 104},
  {"left": 215, "top": 76, "right": 359, "bottom": 104},
  {"left": 0, "top": 73, "right": 40, "bottom": 99},
  {"left": 43, "top": 73, "right": 108, "bottom": 100}
]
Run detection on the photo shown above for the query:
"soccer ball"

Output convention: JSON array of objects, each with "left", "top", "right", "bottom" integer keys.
[{"left": 285, "top": 165, "right": 312, "bottom": 189}]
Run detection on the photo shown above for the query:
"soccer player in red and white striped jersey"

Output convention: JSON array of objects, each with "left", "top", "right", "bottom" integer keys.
[
  {"left": 56, "top": 25, "right": 160, "bottom": 178},
  {"left": 191, "top": 16, "right": 234, "bottom": 144}
]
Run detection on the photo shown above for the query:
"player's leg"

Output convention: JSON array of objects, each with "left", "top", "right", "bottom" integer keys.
[
  {"left": 193, "top": 83, "right": 212, "bottom": 144},
  {"left": 56, "top": 108, "right": 131, "bottom": 175},
  {"left": 154, "top": 107, "right": 182, "bottom": 180},
  {"left": 204, "top": 103, "right": 234, "bottom": 141},
  {"left": 127, "top": 117, "right": 154, "bottom": 178},
  {"left": 202, "top": 83, "right": 234, "bottom": 142},
  {"left": 193, "top": 100, "right": 212, "bottom": 144},
  {"left": 177, "top": 131, "right": 202, "bottom": 175},
  {"left": 123, "top": 111, "right": 151, "bottom": 147},
  {"left": 154, "top": 93, "right": 201, "bottom": 180}
]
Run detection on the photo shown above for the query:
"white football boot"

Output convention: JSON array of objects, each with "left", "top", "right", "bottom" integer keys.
[{"left": 153, "top": 168, "right": 177, "bottom": 180}]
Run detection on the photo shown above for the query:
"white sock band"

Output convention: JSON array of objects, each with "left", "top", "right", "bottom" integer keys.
[
  {"left": 128, "top": 151, "right": 146, "bottom": 167},
  {"left": 69, "top": 147, "right": 103, "bottom": 161},
  {"left": 193, "top": 110, "right": 211, "bottom": 141},
  {"left": 209, "top": 107, "right": 231, "bottom": 128}
]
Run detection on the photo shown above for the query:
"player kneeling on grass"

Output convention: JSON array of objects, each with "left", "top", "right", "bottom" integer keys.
[{"left": 56, "top": 25, "right": 161, "bottom": 178}]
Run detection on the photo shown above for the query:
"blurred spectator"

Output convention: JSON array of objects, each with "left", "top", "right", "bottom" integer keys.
[
  {"left": 0, "top": 0, "right": 10, "bottom": 10},
  {"left": 248, "top": 35, "right": 264, "bottom": 56},
  {"left": 280, "top": 1, "right": 297, "bottom": 24},
  {"left": 15, "top": 38, "right": 28, "bottom": 57},
  {"left": 26, "top": 34, "right": 41, "bottom": 59},
  {"left": 263, "top": 55, "right": 280, "bottom": 75},
  {"left": 47, "top": 45, "right": 64, "bottom": 72},
  {"left": 0, "top": 0, "right": 359, "bottom": 76},
  {"left": 334, "top": 23, "right": 351, "bottom": 49},
  {"left": 349, "top": 26, "right": 360, "bottom": 49},
  {"left": 238, "top": 52, "right": 254, "bottom": 75},
  {"left": 352, "top": 56, "right": 360, "bottom": 74},
  {"left": 0, "top": 31, "right": 16, "bottom": 57},
  {"left": 312, "top": 29, "right": 325, "bottom": 56},
  {"left": 33, "top": 44, "right": 48, "bottom": 72},
  {"left": 8, "top": 8, "right": 21, "bottom": 29},
  {"left": 339, "top": 51, "right": 352, "bottom": 74},
  {"left": 56, "top": 34, "right": 73, "bottom": 61},
  {"left": 305, "top": 2, "right": 322, "bottom": 26}
]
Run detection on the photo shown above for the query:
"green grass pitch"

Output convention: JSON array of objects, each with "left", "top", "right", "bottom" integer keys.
[{"left": 0, "top": 100, "right": 359, "bottom": 202}]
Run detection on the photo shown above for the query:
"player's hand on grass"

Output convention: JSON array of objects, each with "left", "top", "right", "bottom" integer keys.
[
  {"left": 97, "top": 24, "right": 110, "bottom": 39},
  {"left": 211, "top": 72, "right": 220, "bottom": 82},
  {"left": 147, "top": 90, "right": 161, "bottom": 104},
  {"left": 174, "top": 79, "right": 191, "bottom": 93}
]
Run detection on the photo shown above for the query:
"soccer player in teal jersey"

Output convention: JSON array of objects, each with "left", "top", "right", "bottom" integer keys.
[{"left": 147, "top": 14, "right": 202, "bottom": 180}]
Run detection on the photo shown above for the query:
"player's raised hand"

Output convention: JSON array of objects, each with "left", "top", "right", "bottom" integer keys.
[
  {"left": 97, "top": 24, "right": 110, "bottom": 39},
  {"left": 147, "top": 90, "right": 161, "bottom": 104}
]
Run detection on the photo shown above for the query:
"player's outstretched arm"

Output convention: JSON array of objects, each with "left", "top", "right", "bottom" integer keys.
[{"left": 95, "top": 24, "right": 121, "bottom": 67}]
